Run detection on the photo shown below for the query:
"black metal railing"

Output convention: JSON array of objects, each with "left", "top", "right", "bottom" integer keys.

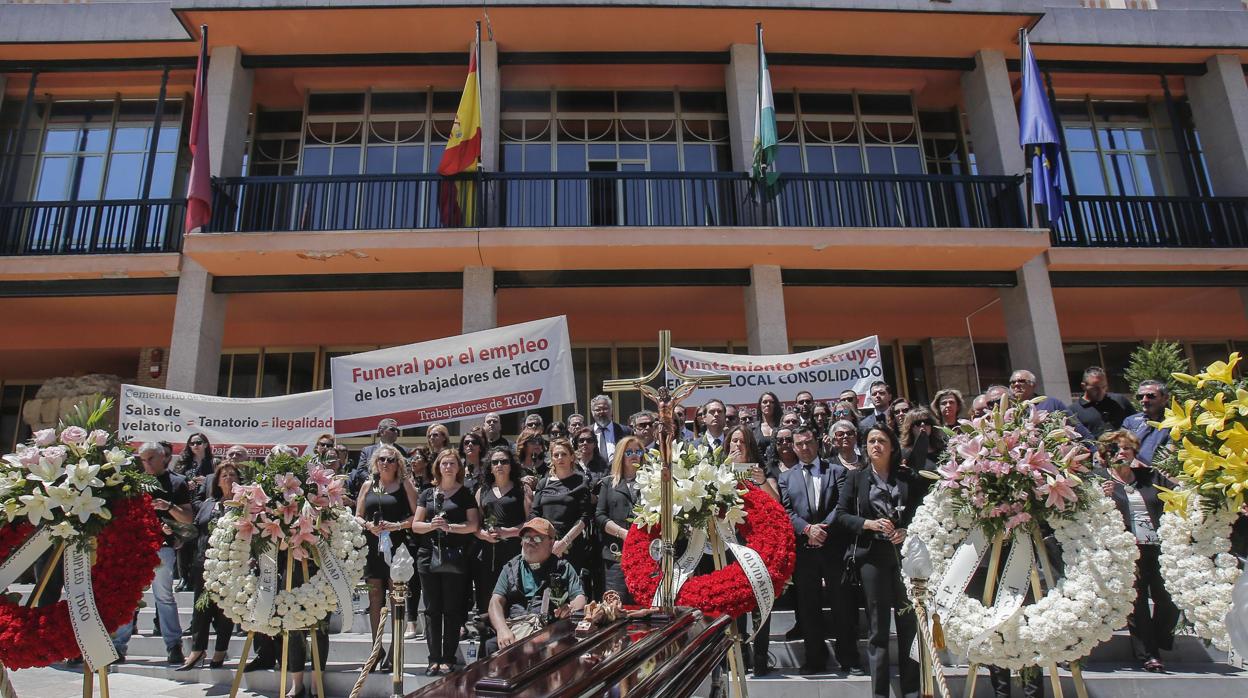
[
  {"left": 209, "top": 171, "right": 1027, "bottom": 233},
  {"left": 0, "top": 198, "right": 185, "bottom": 255},
  {"left": 1053, "top": 194, "right": 1248, "bottom": 247}
]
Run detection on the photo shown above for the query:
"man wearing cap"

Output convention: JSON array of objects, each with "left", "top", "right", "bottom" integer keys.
[{"left": 486, "top": 518, "right": 587, "bottom": 652}]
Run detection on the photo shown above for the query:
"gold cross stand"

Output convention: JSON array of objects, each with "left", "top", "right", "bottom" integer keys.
[{"left": 603, "top": 330, "right": 750, "bottom": 698}]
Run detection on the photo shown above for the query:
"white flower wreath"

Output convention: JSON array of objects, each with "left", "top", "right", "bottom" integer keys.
[
  {"left": 907, "top": 488, "right": 1138, "bottom": 670},
  {"left": 203, "top": 511, "right": 367, "bottom": 634},
  {"left": 1158, "top": 496, "right": 1242, "bottom": 651}
]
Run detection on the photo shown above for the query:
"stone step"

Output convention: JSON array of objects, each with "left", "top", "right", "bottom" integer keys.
[
  {"left": 122, "top": 631, "right": 478, "bottom": 666},
  {"left": 96, "top": 657, "right": 1248, "bottom": 698}
]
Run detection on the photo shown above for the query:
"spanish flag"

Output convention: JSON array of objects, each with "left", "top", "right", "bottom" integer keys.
[{"left": 437, "top": 26, "right": 482, "bottom": 226}]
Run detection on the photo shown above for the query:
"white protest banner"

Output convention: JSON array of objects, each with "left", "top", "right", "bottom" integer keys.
[
  {"left": 119, "top": 385, "right": 334, "bottom": 458},
  {"left": 666, "top": 336, "right": 883, "bottom": 410},
  {"left": 330, "top": 316, "right": 576, "bottom": 436}
]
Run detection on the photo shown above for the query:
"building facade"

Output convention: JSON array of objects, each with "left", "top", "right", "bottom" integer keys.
[{"left": 2, "top": 0, "right": 1248, "bottom": 449}]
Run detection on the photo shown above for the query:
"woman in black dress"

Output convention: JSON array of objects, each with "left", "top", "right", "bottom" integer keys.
[
  {"left": 474, "top": 447, "right": 531, "bottom": 615},
  {"left": 411, "top": 449, "right": 480, "bottom": 675},
  {"left": 355, "top": 444, "right": 420, "bottom": 671},
  {"left": 570, "top": 426, "right": 609, "bottom": 484},
  {"left": 458, "top": 432, "right": 487, "bottom": 494},
  {"left": 177, "top": 461, "right": 239, "bottom": 671},
  {"left": 532, "top": 438, "right": 593, "bottom": 597},
  {"left": 595, "top": 434, "right": 644, "bottom": 603},
  {"left": 835, "top": 425, "right": 922, "bottom": 698},
  {"left": 404, "top": 447, "right": 433, "bottom": 639},
  {"left": 515, "top": 427, "right": 548, "bottom": 483}
]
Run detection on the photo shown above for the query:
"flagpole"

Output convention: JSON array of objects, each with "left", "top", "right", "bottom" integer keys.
[
  {"left": 755, "top": 22, "right": 765, "bottom": 223},
  {"left": 1019, "top": 28, "right": 1038, "bottom": 230}
]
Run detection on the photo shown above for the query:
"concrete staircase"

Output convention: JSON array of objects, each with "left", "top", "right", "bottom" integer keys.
[{"left": 33, "top": 587, "right": 1248, "bottom": 697}]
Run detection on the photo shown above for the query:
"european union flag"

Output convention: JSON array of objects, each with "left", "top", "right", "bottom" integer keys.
[{"left": 1019, "top": 30, "right": 1063, "bottom": 225}]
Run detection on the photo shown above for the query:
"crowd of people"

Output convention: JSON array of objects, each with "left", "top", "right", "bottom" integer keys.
[{"left": 114, "top": 365, "right": 1248, "bottom": 698}]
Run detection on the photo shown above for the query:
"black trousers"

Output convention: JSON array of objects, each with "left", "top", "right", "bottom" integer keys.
[
  {"left": 988, "top": 666, "right": 1044, "bottom": 698},
  {"left": 1131, "top": 545, "right": 1178, "bottom": 660},
  {"left": 601, "top": 559, "right": 635, "bottom": 605},
  {"left": 858, "top": 543, "right": 918, "bottom": 698},
  {"left": 188, "top": 573, "right": 234, "bottom": 653},
  {"left": 253, "top": 628, "right": 329, "bottom": 672},
  {"left": 475, "top": 541, "right": 520, "bottom": 615},
  {"left": 793, "top": 545, "right": 859, "bottom": 670},
  {"left": 421, "top": 570, "right": 470, "bottom": 665}
]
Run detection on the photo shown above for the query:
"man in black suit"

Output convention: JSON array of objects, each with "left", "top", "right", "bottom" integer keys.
[
  {"left": 858, "top": 381, "right": 893, "bottom": 433},
  {"left": 589, "top": 394, "right": 631, "bottom": 461},
  {"left": 694, "top": 399, "right": 729, "bottom": 450},
  {"left": 778, "top": 426, "right": 862, "bottom": 676}
]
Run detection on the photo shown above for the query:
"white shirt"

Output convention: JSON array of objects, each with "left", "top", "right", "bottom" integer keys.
[
  {"left": 802, "top": 462, "right": 822, "bottom": 510},
  {"left": 596, "top": 422, "right": 617, "bottom": 461}
]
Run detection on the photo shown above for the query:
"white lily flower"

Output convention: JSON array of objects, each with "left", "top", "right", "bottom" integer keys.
[
  {"left": 68, "top": 488, "right": 108, "bottom": 523},
  {"left": 26, "top": 457, "right": 64, "bottom": 484},
  {"left": 18, "top": 489, "right": 55, "bottom": 525},
  {"left": 65, "top": 459, "right": 104, "bottom": 491},
  {"left": 50, "top": 520, "right": 78, "bottom": 539}
]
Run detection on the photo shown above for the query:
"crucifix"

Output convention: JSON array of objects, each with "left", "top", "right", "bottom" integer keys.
[{"left": 602, "top": 330, "right": 730, "bottom": 612}]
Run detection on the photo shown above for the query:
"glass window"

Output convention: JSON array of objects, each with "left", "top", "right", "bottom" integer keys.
[{"left": 774, "top": 91, "right": 924, "bottom": 176}]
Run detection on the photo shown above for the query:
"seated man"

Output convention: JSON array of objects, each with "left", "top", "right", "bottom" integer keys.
[{"left": 487, "top": 517, "right": 588, "bottom": 652}]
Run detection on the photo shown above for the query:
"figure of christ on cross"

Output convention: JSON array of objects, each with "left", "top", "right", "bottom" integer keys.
[{"left": 602, "top": 330, "right": 729, "bottom": 611}]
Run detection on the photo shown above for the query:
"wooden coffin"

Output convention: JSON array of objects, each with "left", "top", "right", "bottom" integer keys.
[{"left": 407, "top": 608, "right": 732, "bottom": 698}]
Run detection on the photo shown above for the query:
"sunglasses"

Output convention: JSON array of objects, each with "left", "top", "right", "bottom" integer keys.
[
  {"left": 623, "top": 448, "right": 644, "bottom": 457},
  {"left": 189, "top": 441, "right": 206, "bottom": 446},
  {"left": 521, "top": 535, "right": 546, "bottom": 545},
  {"left": 377, "top": 456, "right": 398, "bottom": 464},
  {"left": 1136, "top": 393, "right": 1159, "bottom": 400},
  {"left": 833, "top": 432, "right": 855, "bottom": 439},
  {"left": 775, "top": 437, "right": 794, "bottom": 443},
  {"left": 316, "top": 442, "right": 333, "bottom": 448},
  {"left": 463, "top": 441, "right": 481, "bottom": 448},
  {"left": 633, "top": 422, "right": 654, "bottom": 429},
  {"left": 574, "top": 438, "right": 595, "bottom": 445},
  {"left": 489, "top": 459, "right": 510, "bottom": 466}
]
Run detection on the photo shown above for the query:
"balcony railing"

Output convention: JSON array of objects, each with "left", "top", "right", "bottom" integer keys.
[
  {"left": 0, "top": 198, "right": 184, "bottom": 255},
  {"left": 209, "top": 171, "right": 1027, "bottom": 233},
  {"left": 1052, "top": 195, "right": 1248, "bottom": 247}
]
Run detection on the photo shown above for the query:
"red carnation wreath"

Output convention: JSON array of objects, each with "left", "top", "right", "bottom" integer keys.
[
  {"left": 622, "top": 484, "right": 795, "bottom": 618},
  {"left": 0, "top": 495, "right": 163, "bottom": 668}
]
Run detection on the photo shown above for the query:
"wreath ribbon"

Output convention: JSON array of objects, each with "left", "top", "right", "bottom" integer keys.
[
  {"left": 714, "top": 517, "right": 774, "bottom": 642},
  {"left": 933, "top": 528, "right": 1036, "bottom": 645},
  {"left": 652, "top": 528, "right": 705, "bottom": 607},
  {"left": 0, "top": 527, "right": 118, "bottom": 670},
  {"left": 316, "top": 539, "right": 358, "bottom": 620},
  {"left": 252, "top": 549, "right": 279, "bottom": 626}
]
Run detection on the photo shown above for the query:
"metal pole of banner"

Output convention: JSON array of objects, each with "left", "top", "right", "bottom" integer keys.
[
  {"left": 228, "top": 633, "right": 254, "bottom": 698},
  {"left": 1030, "top": 528, "right": 1088, "bottom": 698},
  {"left": 26, "top": 541, "right": 66, "bottom": 607},
  {"left": 707, "top": 523, "right": 748, "bottom": 698},
  {"left": 279, "top": 554, "right": 294, "bottom": 698},
  {"left": 302, "top": 560, "right": 327, "bottom": 698},
  {"left": 962, "top": 534, "right": 1004, "bottom": 698}
]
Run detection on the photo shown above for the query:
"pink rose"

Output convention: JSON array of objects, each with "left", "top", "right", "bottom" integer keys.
[
  {"left": 59, "top": 426, "right": 88, "bottom": 446},
  {"left": 33, "top": 429, "right": 56, "bottom": 447},
  {"left": 40, "top": 446, "right": 68, "bottom": 468},
  {"left": 88, "top": 430, "right": 109, "bottom": 447},
  {"left": 14, "top": 445, "right": 41, "bottom": 468}
]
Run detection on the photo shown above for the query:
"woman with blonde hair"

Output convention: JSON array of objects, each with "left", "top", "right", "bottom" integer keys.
[
  {"left": 595, "top": 435, "right": 645, "bottom": 602},
  {"left": 355, "top": 444, "right": 419, "bottom": 672}
]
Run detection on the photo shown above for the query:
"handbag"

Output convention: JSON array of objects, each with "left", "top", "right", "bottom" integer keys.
[{"left": 429, "top": 539, "right": 467, "bottom": 575}]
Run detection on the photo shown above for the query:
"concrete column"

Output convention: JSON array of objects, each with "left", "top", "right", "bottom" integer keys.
[
  {"left": 744, "top": 264, "right": 789, "bottom": 355},
  {"left": 0, "top": 75, "right": 6, "bottom": 117},
  {"left": 206, "top": 45, "right": 253, "bottom": 178},
  {"left": 962, "top": 50, "right": 1025, "bottom": 176},
  {"left": 462, "top": 266, "right": 496, "bottom": 334},
  {"left": 927, "top": 337, "right": 979, "bottom": 401},
  {"left": 724, "top": 43, "right": 759, "bottom": 172},
  {"left": 999, "top": 254, "right": 1070, "bottom": 401},
  {"left": 166, "top": 258, "right": 227, "bottom": 394},
  {"left": 1186, "top": 54, "right": 1248, "bottom": 196},
  {"left": 479, "top": 40, "right": 500, "bottom": 172}
]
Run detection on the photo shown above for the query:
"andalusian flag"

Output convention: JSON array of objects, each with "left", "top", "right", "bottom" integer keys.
[
  {"left": 437, "top": 23, "right": 482, "bottom": 226},
  {"left": 751, "top": 23, "right": 778, "bottom": 190}
]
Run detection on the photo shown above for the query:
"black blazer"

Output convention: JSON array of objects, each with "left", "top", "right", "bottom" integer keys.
[
  {"left": 779, "top": 459, "right": 849, "bottom": 549},
  {"left": 834, "top": 465, "right": 922, "bottom": 561},
  {"left": 595, "top": 477, "right": 639, "bottom": 558}
]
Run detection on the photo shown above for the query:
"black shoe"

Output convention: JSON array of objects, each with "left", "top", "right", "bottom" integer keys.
[
  {"left": 209, "top": 653, "right": 226, "bottom": 669},
  {"left": 846, "top": 665, "right": 868, "bottom": 677},
  {"left": 784, "top": 627, "right": 802, "bottom": 641},
  {"left": 243, "top": 658, "right": 275, "bottom": 672},
  {"left": 424, "top": 665, "right": 441, "bottom": 677},
  {"left": 378, "top": 655, "right": 393, "bottom": 673},
  {"left": 752, "top": 663, "right": 772, "bottom": 677},
  {"left": 167, "top": 648, "right": 185, "bottom": 665},
  {"left": 798, "top": 664, "right": 827, "bottom": 675},
  {"left": 284, "top": 687, "right": 307, "bottom": 698},
  {"left": 115, "top": 655, "right": 126, "bottom": 665},
  {"left": 66, "top": 658, "right": 83, "bottom": 667}
]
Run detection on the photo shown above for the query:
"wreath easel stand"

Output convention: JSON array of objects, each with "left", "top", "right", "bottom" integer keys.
[
  {"left": 22, "top": 541, "right": 112, "bottom": 698},
  {"left": 960, "top": 529, "right": 1089, "bottom": 698},
  {"left": 706, "top": 521, "right": 747, "bottom": 698},
  {"left": 227, "top": 552, "right": 326, "bottom": 698}
]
